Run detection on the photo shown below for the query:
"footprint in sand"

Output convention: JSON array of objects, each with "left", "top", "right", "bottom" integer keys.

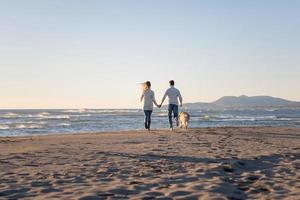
[
  {"left": 108, "top": 188, "right": 140, "bottom": 196},
  {"left": 143, "top": 191, "right": 164, "bottom": 197},
  {"left": 169, "top": 190, "right": 192, "bottom": 197},
  {"left": 0, "top": 188, "right": 31, "bottom": 198},
  {"left": 40, "top": 187, "right": 62, "bottom": 194},
  {"left": 78, "top": 195, "right": 101, "bottom": 200},
  {"left": 151, "top": 148, "right": 163, "bottom": 152},
  {"left": 31, "top": 180, "right": 52, "bottom": 187}
]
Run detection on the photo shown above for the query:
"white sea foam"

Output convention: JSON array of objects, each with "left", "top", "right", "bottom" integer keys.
[
  {"left": 264, "top": 109, "right": 277, "bottom": 112},
  {"left": 36, "top": 112, "right": 51, "bottom": 118},
  {"left": 58, "top": 123, "right": 71, "bottom": 127},
  {"left": 34, "top": 115, "right": 70, "bottom": 119},
  {"left": 63, "top": 109, "right": 87, "bottom": 113},
  {"left": 69, "top": 114, "right": 91, "bottom": 117},
  {"left": 15, "top": 124, "right": 43, "bottom": 129},
  {"left": 157, "top": 113, "right": 168, "bottom": 117},
  {"left": 48, "top": 115, "right": 70, "bottom": 119},
  {"left": 0, "top": 125, "right": 10, "bottom": 130},
  {"left": 62, "top": 109, "right": 140, "bottom": 114},
  {"left": 26, "top": 121, "right": 47, "bottom": 125},
  {"left": 221, "top": 118, "right": 256, "bottom": 122},
  {"left": 277, "top": 118, "right": 292, "bottom": 121},
  {"left": 90, "top": 110, "right": 140, "bottom": 113},
  {"left": 39, "top": 112, "right": 50, "bottom": 115},
  {"left": 217, "top": 114, "right": 234, "bottom": 119},
  {"left": 237, "top": 116, "right": 277, "bottom": 120},
  {"left": 1, "top": 112, "right": 19, "bottom": 118},
  {"left": 216, "top": 115, "right": 277, "bottom": 121}
]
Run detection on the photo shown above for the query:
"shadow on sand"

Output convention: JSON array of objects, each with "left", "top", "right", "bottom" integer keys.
[{"left": 0, "top": 150, "right": 299, "bottom": 200}]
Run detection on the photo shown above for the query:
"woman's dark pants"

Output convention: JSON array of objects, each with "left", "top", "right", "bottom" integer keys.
[{"left": 144, "top": 110, "right": 152, "bottom": 129}]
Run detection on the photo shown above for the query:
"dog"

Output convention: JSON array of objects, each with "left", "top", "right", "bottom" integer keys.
[{"left": 179, "top": 111, "right": 190, "bottom": 129}]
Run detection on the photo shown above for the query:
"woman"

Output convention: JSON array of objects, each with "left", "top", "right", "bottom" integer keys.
[{"left": 140, "top": 81, "right": 160, "bottom": 131}]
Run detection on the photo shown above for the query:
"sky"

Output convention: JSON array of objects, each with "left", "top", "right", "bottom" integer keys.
[{"left": 0, "top": 0, "right": 299, "bottom": 109}]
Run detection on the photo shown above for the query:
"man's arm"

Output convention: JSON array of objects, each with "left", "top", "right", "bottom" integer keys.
[{"left": 178, "top": 91, "right": 183, "bottom": 107}]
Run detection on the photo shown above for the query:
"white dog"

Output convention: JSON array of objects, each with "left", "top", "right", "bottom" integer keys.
[{"left": 179, "top": 112, "right": 190, "bottom": 129}]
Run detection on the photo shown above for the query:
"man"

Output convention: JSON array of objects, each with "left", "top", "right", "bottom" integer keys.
[{"left": 160, "top": 80, "right": 183, "bottom": 131}]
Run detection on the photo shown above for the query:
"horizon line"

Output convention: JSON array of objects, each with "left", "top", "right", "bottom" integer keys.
[{"left": 1, "top": 95, "right": 299, "bottom": 110}]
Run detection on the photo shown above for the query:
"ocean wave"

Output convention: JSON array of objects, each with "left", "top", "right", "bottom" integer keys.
[
  {"left": 0, "top": 121, "right": 47, "bottom": 125},
  {"left": 88, "top": 110, "right": 140, "bottom": 114},
  {"left": 33, "top": 115, "right": 70, "bottom": 120},
  {"left": 27, "top": 121, "right": 47, "bottom": 125},
  {"left": 39, "top": 112, "right": 50, "bottom": 115},
  {"left": 264, "top": 109, "right": 278, "bottom": 112},
  {"left": 216, "top": 115, "right": 277, "bottom": 120},
  {"left": 0, "top": 125, "right": 10, "bottom": 130},
  {"left": 238, "top": 116, "right": 277, "bottom": 120},
  {"left": 276, "top": 117, "right": 293, "bottom": 121},
  {"left": 58, "top": 123, "right": 71, "bottom": 127},
  {"left": 209, "top": 115, "right": 278, "bottom": 122},
  {"left": 47, "top": 115, "right": 70, "bottom": 119},
  {"left": 36, "top": 112, "right": 50, "bottom": 118},
  {"left": 217, "top": 118, "right": 256, "bottom": 122},
  {"left": 15, "top": 124, "right": 43, "bottom": 129},
  {"left": 0, "top": 124, "right": 44, "bottom": 130},
  {"left": 63, "top": 109, "right": 87, "bottom": 113},
  {"left": 16, "top": 113, "right": 70, "bottom": 119},
  {"left": 157, "top": 113, "right": 168, "bottom": 117},
  {"left": 69, "top": 114, "right": 91, "bottom": 117},
  {"left": 22, "top": 114, "right": 48, "bottom": 118},
  {"left": 63, "top": 109, "right": 140, "bottom": 114},
  {"left": 0, "top": 112, "right": 20, "bottom": 119}
]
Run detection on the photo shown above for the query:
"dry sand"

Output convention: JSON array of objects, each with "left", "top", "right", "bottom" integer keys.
[{"left": 0, "top": 127, "right": 299, "bottom": 200}]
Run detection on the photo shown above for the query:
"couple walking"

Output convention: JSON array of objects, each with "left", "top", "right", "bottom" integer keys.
[{"left": 140, "top": 80, "right": 183, "bottom": 131}]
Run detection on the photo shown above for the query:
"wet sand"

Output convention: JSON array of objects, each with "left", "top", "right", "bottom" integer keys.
[{"left": 0, "top": 127, "right": 299, "bottom": 200}]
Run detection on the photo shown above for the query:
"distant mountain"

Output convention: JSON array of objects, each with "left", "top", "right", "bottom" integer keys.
[{"left": 182, "top": 95, "right": 300, "bottom": 109}]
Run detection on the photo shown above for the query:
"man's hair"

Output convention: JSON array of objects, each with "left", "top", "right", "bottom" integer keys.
[
  {"left": 146, "top": 81, "right": 151, "bottom": 87},
  {"left": 169, "top": 80, "right": 175, "bottom": 86}
]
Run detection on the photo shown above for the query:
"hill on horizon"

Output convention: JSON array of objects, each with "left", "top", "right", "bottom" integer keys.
[{"left": 183, "top": 95, "right": 300, "bottom": 109}]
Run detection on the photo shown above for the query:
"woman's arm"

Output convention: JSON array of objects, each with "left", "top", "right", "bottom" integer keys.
[
  {"left": 160, "top": 90, "right": 168, "bottom": 106},
  {"left": 152, "top": 92, "right": 160, "bottom": 107},
  {"left": 140, "top": 93, "right": 144, "bottom": 102}
]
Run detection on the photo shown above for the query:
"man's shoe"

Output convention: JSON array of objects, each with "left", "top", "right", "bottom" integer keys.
[{"left": 170, "top": 128, "right": 173, "bottom": 131}]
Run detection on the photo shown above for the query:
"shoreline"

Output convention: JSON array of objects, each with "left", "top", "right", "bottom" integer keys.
[
  {"left": 0, "top": 125, "right": 296, "bottom": 138},
  {"left": 1, "top": 127, "right": 299, "bottom": 199}
]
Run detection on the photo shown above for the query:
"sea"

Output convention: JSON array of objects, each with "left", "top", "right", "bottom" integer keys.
[{"left": 1, "top": 108, "right": 300, "bottom": 137}]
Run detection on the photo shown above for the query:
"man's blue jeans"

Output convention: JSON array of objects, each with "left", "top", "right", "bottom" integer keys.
[{"left": 168, "top": 104, "right": 178, "bottom": 128}]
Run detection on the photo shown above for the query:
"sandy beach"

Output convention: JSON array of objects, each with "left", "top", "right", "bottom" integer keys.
[{"left": 0, "top": 127, "right": 299, "bottom": 200}]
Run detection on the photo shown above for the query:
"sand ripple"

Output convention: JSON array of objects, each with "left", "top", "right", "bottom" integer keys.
[{"left": 0, "top": 127, "right": 299, "bottom": 199}]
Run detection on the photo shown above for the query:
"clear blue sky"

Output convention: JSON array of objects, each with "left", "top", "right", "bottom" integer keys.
[{"left": 1, "top": 0, "right": 299, "bottom": 108}]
